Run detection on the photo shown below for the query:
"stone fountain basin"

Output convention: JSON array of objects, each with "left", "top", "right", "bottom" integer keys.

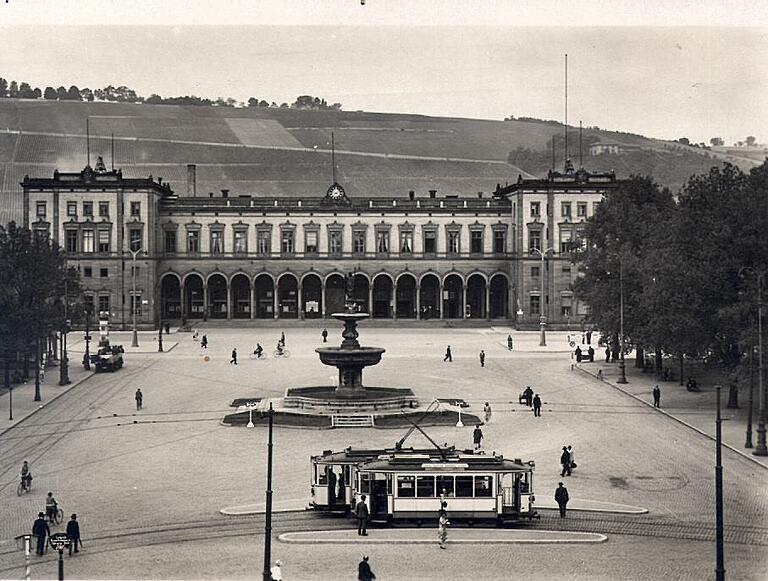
[{"left": 315, "top": 346, "right": 385, "bottom": 367}]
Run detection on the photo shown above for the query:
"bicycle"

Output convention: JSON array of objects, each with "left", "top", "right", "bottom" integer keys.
[
  {"left": 249, "top": 351, "right": 266, "bottom": 360},
  {"left": 273, "top": 349, "right": 291, "bottom": 359},
  {"left": 47, "top": 507, "right": 64, "bottom": 525},
  {"left": 16, "top": 476, "right": 32, "bottom": 496}
]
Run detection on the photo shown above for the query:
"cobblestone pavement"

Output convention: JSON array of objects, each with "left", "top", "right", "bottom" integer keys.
[{"left": 0, "top": 326, "right": 766, "bottom": 579}]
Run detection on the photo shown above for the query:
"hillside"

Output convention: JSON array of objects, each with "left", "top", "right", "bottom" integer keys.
[{"left": 0, "top": 99, "right": 754, "bottom": 225}]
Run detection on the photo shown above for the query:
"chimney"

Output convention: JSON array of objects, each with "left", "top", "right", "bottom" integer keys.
[
  {"left": 429, "top": 189, "right": 437, "bottom": 199},
  {"left": 187, "top": 164, "right": 197, "bottom": 197},
  {"left": 478, "top": 191, "right": 483, "bottom": 198},
  {"left": 209, "top": 192, "right": 214, "bottom": 198},
  {"left": 221, "top": 189, "right": 229, "bottom": 198},
  {"left": 408, "top": 190, "right": 415, "bottom": 201}
]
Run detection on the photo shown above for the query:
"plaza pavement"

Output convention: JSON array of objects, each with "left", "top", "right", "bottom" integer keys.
[{"left": 0, "top": 325, "right": 765, "bottom": 580}]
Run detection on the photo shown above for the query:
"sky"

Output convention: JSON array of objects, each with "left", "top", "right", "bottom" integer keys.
[{"left": 0, "top": 0, "right": 765, "bottom": 145}]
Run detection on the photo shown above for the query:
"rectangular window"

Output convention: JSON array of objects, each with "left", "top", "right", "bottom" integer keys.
[
  {"left": 416, "top": 476, "right": 436, "bottom": 498},
  {"left": 562, "top": 305, "right": 572, "bottom": 317},
  {"left": 447, "top": 231, "right": 460, "bottom": 254},
  {"left": 187, "top": 230, "right": 200, "bottom": 254},
  {"left": 83, "top": 266, "right": 92, "bottom": 278},
  {"left": 233, "top": 230, "right": 247, "bottom": 254},
  {"left": 424, "top": 230, "right": 436, "bottom": 255},
  {"left": 129, "top": 228, "right": 142, "bottom": 251},
  {"left": 577, "top": 202, "right": 587, "bottom": 217},
  {"left": 530, "top": 201, "right": 540, "bottom": 217},
  {"left": 576, "top": 226, "right": 587, "bottom": 248},
  {"left": 100, "top": 267, "right": 108, "bottom": 278},
  {"left": 474, "top": 475, "right": 493, "bottom": 497},
  {"left": 397, "top": 475, "right": 415, "bottom": 498},
  {"left": 65, "top": 230, "right": 78, "bottom": 253},
  {"left": 99, "top": 201, "right": 109, "bottom": 217},
  {"left": 353, "top": 230, "right": 366, "bottom": 255},
  {"left": 281, "top": 230, "right": 295, "bottom": 254},
  {"left": 329, "top": 230, "right": 342, "bottom": 255},
  {"left": 493, "top": 230, "right": 506, "bottom": 254},
  {"left": 67, "top": 202, "right": 77, "bottom": 217},
  {"left": 36, "top": 202, "right": 46, "bottom": 218},
  {"left": 83, "top": 202, "right": 93, "bottom": 217},
  {"left": 130, "top": 294, "right": 142, "bottom": 316},
  {"left": 561, "top": 202, "right": 572, "bottom": 218},
  {"left": 98, "top": 230, "right": 110, "bottom": 253},
  {"left": 560, "top": 229, "right": 574, "bottom": 253},
  {"left": 210, "top": 231, "right": 223, "bottom": 255},
  {"left": 562, "top": 265, "right": 571, "bottom": 274},
  {"left": 257, "top": 230, "right": 271, "bottom": 254},
  {"left": 82, "top": 229, "right": 94, "bottom": 253},
  {"left": 436, "top": 475, "right": 454, "bottom": 497},
  {"left": 455, "top": 476, "right": 474, "bottom": 498},
  {"left": 529, "top": 230, "right": 541, "bottom": 252},
  {"left": 470, "top": 230, "right": 483, "bottom": 254},
  {"left": 98, "top": 295, "right": 110, "bottom": 314},
  {"left": 376, "top": 231, "right": 389, "bottom": 254},
  {"left": 305, "top": 231, "right": 318, "bottom": 254},
  {"left": 130, "top": 201, "right": 141, "bottom": 217},
  {"left": 399, "top": 230, "right": 413, "bottom": 254},
  {"left": 531, "top": 266, "right": 540, "bottom": 277},
  {"left": 164, "top": 230, "right": 177, "bottom": 254},
  {"left": 529, "top": 295, "right": 541, "bottom": 315}
]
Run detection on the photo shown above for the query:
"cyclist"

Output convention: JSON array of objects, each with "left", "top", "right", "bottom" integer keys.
[
  {"left": 253, "top": 343, "right": 263, "bottom": 358},
  {"left": 276, "top": 341, "right": 284, "bottom": 356},
  {"left": 45, "top": 492, "right": 58, "bottom": 523},
  {"left": 20, "top": 460, "right": 32, "bottom": 491}
]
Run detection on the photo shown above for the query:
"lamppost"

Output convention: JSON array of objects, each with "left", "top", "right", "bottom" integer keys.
[
  {"left": 617, "top": 258, "right": 628, "bottom": 384},
  {"left": 740, "top": 268, "right": 766, "bottom": 456},
  {"left": 529, "top": 247, "right": 554, "bottom": 347},
  {"left": 129, "top": 247, "right": 142, "bottom": 348},
  {"left": 262, "top": 402, "right": 274, "bottom": 581},
  {"left": 83, "top": 302, "right": 92, "bottom": 370},
  {"left": 746, "top": 344, "right": 754, "bottom": 448},
  {"left": 58, "top": 275, "right": 70, "bottom": 387}
]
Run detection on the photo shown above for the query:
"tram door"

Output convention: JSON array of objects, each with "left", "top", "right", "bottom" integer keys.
[
  {"left": 500, "top": 473, "right": 519, "bottom": 512},
  {"left": 371, "top": 473, "right": 389, "bottom": 518}
]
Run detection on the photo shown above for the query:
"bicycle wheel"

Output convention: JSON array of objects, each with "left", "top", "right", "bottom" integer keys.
[
  {"left": 273, "top": 350, "right": 280, "bottom": 358},
  {"left": 54, "top": 508, "right": 64, "bottom": 524},
  {"left": 283, "top": 350, "right": 291, "bottom": 358},
  {"left": 16, "top": 481, "right": 23, "bottom": 496}
]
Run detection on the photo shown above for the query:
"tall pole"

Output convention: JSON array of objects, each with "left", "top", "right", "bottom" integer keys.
[
  {"left": 57, "top": 547, "right": 65, "bottom": 581},
  {"left": 754, "top": 273, "right": 766, "bottom": 456},
  {"left": 262, "top": 403, "right": 274, "bottom": 581},
  {"left": 564, "top": 53, "right": 568, "bottom": 169},
  {"left": 33, "top": 337, "right": 41, "bottom": 401},
  {"left": 715, "top": 385, "right": 725, "bottom": 581},
  {"left": 24, "top": 535, "right": 30, "bottom": 581},
  {"left": 83, "top": 309, "right": 91, "bottom": 370},
  {"left": 59, "top": 276, "right": 70, "bottom": 387},
  {"left": 131, "top": 248, "right": 140, "bottom": 348},
  {"left": 746, "top": 344, "right": 754, "bottom": 448},
  {"left": 617, "top": 257, "right": 628, "bottom": 383},
  {"left": 539, "top": 249, "right": 546, "bottom": 347}
]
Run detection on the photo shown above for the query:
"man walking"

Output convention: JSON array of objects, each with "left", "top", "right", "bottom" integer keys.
[
  {"left": 135, "top": 388, "right": 143, "bottom": 410},
  {"left": 230, "top": 348, "right": 238, "bottom": 365},
  {"left": 532, "top": 393, "right": 542, "bottom": 417},
  {"left": 523, "top": 386, "right": 534, "bottom": 407},
  {"left": 555, "top": 482, "right": 570, "bottom": 517},
  {"left": 321, "top": 328, "right": 328, "bottom": 343},
  {"left": 653, "top": 385, "right": 661, "bottom": 408},
  {"left": 483, "top": 402, "right": 492, "bottom": 424},
  {"left": 32, "top": 512, "right": 50, "bottom": 556},
  {"left": 443, "top": 345, "right": 452, "bottom": 362},
  {"left": 560, "top": 446, "right": 572, "bottom": 477},
  {"left": 574, "top": 346, "right": 582, "bottom": 363},
  {"left": 479, "top": 350, "right": 485, "bottom": 367},
  {"left": 473, "top": 424, "right": 483, "bottom": 450},
  {"left": 507, "top": 335, "right": 513, "bottom": 350},
  {"left": 358, "top": 556, "right": 376, "bottom": 580},
  {"left": 201, "top": 335, "right": 208, "bottom": 349},
  {"left": 66, "top": 514, "right": 81, "bottom": 555},
  {"left": 355, "top": 495, "right": 369, "bottom": 536},
  {"left": 605, "top": 346, "right": 610, "bottom": 363}
]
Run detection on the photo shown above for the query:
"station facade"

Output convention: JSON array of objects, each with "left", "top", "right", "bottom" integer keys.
[{"left": 21, "top": 160, "right": 621, "bottom": 329}]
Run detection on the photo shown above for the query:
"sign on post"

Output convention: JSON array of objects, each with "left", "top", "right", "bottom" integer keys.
[{"left": 48, "top": 532, "right": 70, "bottom": 551}]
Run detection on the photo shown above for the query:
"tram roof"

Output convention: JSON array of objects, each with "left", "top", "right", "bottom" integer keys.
[
  {"left": 357, "top": 451, "right": 534, "bottom": 473},
  {"left": 312, "top": 446, "right": 458, "bottom": 464}
]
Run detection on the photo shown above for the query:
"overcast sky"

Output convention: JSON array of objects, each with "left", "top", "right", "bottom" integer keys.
[{"left": 0, "top": 0, "right": 765, "bottom": 145}]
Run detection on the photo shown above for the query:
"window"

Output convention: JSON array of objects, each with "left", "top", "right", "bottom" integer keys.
[
  {"left": 99, "top": 201, "right": 110, "bottom": 217},
  {"left": 83, "top": 202, "right": 93, "bottom": 217},
  {"left": 305, "top": 231, "right": 318, "bottom": 254},
  {"left": 577, "top": 202, "right": 587, "bottom": 217},
  {"left": 65, "top": 230, "right": 78, "bottom": 253},
  {"left": 576, "top": 226, "right": 587, "bottom": 248},
  {"left": 130, "top": 294, "right": 142, "bottom": 316},
  {"left": 187, "top": 230, "right": 200, "bottom": 254},
  {"left": 416, "top": 476, "right": 436, "bottom": 498},
  {"left": 561, "top": 202, "right": 572, "bottom": 218},
  {"left": 493, "top": 230, "right": 506, "bottom": 254},
  {"left": 210, "top": 230, "right": 223, "bottom": 254},
  {"left": 36, "top": 202, "right": 46, "bottom": 218},
  {"left": 83, "top": 294, "right": 95, "bottom": 315},
  {"left": 531, "top": 266, "right": 540, "bottom": 277},
  {"left": 98, "top": 230, "right": 110, "bottom": 253},
  {"left": 67, "top": 202, "right": 77, "bottom": 217},
  {"left": 529, "top": 230, "right": 541, "bottom": 252},
  {"left": 561, "top": 294, "right": 573, "bottom": 317},
  {"left": 455, "top": 476, "right": 474, "bottom": 498},
  {"left": 98, "top": 295, "right": 110, "bottom": 314},
  {"left": 474, "top": 475, "right": 493, "bottom": 497},
  {"left": 376, "top": 230, "right": 389, "bottom": 254},
  {"left": 592, "top": 201, "right": 601, "bottom": 214},
  {"left": 560, "top": 229, "right": 574, "bottom": 253},
  {"left": 562, "top": 265, "right": 571, "bottom": 274},
  {"left": 233, "top": 230, "right": 247, "bottom": 254},
  {"left": 257, "top": 230, "right": 271, "bottom": 254},
  {"left": 353, "top": 230, "right": 366, "bottom": 255},
  {"left": 100, "top": 267, "right": 108, "bottom": 278},
  {"left": 470, "top": 230, "right": 483, "bottom": 254},
  {"left": 164, "top": 230, "right": 177, "bottom": 254},
  {"left": 131, "top": 265, "right": 140, "bottom": 277},
  {"left": 83, "top": 266, "right": 92, "bottom": 278},
  {"left": 447, "top": 231, "right": 460, "bottom": 254},
  {"left": 562, "top": 305, "right": 572, "bottom": 317},
  {"left": 329, "top": 230, "right": 342, "bottom": 255},
  {"left": 399, "top": 230, "right": 413, "bottom": 254},
  {"left": 129, "top": 228, "right": 142, "bottom": 251},
  {"left": 281, "top": 229, "right": 295, "bottom": 254},
  {"left": 529, "top": 295, "right": 541, "bottom": 315},
  {"left": 397, "top": 475, "right": 415, "bottom": 498},
  {"left": 82, "top": 229, "right": 94, "bottom": 253},
  {"left": 436, "top": 475, "right": 454, "bottom": 497},
  {"left": 423, "top": 230, "right": 437, "bottom": 255},
  {"left": 530, "top": 201, "right": 540, "bottom": 217},
  {"left": 130, "top": 201, "right": 141, "bottom": 217}
]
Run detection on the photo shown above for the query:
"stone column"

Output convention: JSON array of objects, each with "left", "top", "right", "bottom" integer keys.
[
  {"left": 462, "top": 285, "right": 468, "bottom": 319},
  {"left": 321, "top": 279, "right": 327, "bottom": 319},
  {"left": 485, "top": 282, "right": 491, "bottom": 321},
  {"left": 439, "top": 284, "right": 444, "bottom": 319},
  {"left": 226, "top": 282, "right": 232, "bottom": 320},
  {"left": 273, "top": 285, "right": 279, "bottom": 319},
  {"left": 298, "top": 280, "right": 303, "bottom": 320},
  {"left": 368, "top": 285, "right": 374, "bottom": 318},
  {"left": 250, "top": 284, "right": 255, "bottom": 319},
  {"left": 416, "top": 284, "right": 421, "bottom": 320},
  {"left": 203, "top": 284, "right": 209, "bottom": 320}
]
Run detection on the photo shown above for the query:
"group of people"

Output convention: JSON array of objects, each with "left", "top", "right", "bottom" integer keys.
[
  {"left": 25, "top": 462, "right": 82, "bottom": 557},
  {"left": 574, "top": 345, "right": 595, "bottom": 363},
  {"left": 442, "top": 345, "right": 489, "bottom": 367},
  {"left": 559, "top": 445, "right": 577, "bottom": 477},
  {"left": 521, "top": 386, "right": 542, "bottom": 416}
]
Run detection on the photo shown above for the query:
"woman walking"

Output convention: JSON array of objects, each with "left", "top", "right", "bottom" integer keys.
[{"left": 438, "top": 513, "right": 450, "bottom": 549}]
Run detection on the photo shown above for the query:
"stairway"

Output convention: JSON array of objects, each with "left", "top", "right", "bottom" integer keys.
[{"left": 331, "top": 414, "right": 375, "bottom": 428}]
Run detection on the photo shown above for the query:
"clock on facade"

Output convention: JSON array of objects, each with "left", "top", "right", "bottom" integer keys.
[{"left": 324, "top": 182, "right": 349, "bottom": 204}]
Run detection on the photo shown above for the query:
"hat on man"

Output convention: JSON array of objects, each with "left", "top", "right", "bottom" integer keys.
[
  {"left": 38, "top": 512, "right": 44, "bottom": 517},
  {"left": 71, "top": 514, "right": 77, "bottom": 519}
]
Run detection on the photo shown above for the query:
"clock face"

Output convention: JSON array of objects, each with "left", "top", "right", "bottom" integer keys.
[{"left": 326, "top": 183, "right": 346, "bottom": 202}]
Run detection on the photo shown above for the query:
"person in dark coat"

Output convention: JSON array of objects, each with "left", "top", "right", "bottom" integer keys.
[
  {"left": 523, "top": 386, "right": 534, "bottom": 407},
  {"left": 611, "top": 346, "right": 619, "bottom": 363},
  {"left": 473, "top": 425, "right": 483, "bottom": 450},
  {"left": 560, "top": 446, "right": 572, "bottom": 477},
  {"left": 587, "top": 346, "right": 595, "bottom": 363},
  {"left": 605, "top": 346, "right": 611, "bottom": 363},
  {"left": 321, "top": 328, "right": 328, "bottom": 343},
  {"left": 507, "top": 335, "right": 513, "bottom": 350},
  {"left": 135, "top": 388, "right": 143, "bottom": 410},
  {"left": 355, "top": 495, "right": 369, "bottom": 536},
  {"left": 66, "top": 514, "right": 81, "bottom": 555},
  {"left": 358, "top": 556, "right": 376, "bottom": 580},
  {"left": 443, "top": 346, "right": 452, "bottom": 362},
  {"left": 574, "top": 346, "right": 582, "bottom": 363},
  {"left": 555, "top": 482, "right": 569, "bottom": 517},
  {"left": 230, "top": 348, "right": 238, "bottom": 365},
  {"left": 532, "top": 394, "right": 542, "bottom": 417},
  {"left": 586, "top": 330, "right": 593, "bottom": 345},
  {"left": 327, "top": 469, "right": 337, "bottom": 506},
  {"left": 280, "top": 332, "right": 286, "bottom": 346},
  {"left": 653, "top": 385, "right": 661, "bottom": 407},
  {"left": 32, "top": 512, "right": 50, "bottom": 556},
  {"left": 479, "top": 350, "right": 485, "bottom": 367},
  {"left": 201, "top": 335, "right": 208, "bottom": 349}
]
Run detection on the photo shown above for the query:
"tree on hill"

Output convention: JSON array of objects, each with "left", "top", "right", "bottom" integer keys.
[
  {"left": 64, "top": 86, "right": 82, "bottom": 101},
  {"left": 80, "top": 88, "right": 94, "bottom": 102},
  {"left": 9, "top": 81, "right": 19, "bottom": 98},
  {"left": 745, "top": 136, "right": 757, "bottom": 147},
  {"left": 56, "top": 86, "right": 68, "bottom": 100},
  {"left": 18, "top": 83, "right": 37, "bottom": 99},
  {"left": 291, "top": 95, "right": 341, "bottom": 110},
  {"left": 710, "top": 137, "right": 724, "bottom": 147},
  {"left": 0, "top": 78, "right": 7, "bottom": 97},
  {"left": 43, "top": 87, "right": 57, "bottom": 100}
]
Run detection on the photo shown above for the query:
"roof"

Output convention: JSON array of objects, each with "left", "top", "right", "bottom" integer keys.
[
  {"left": 21, "top": 165, "right": 173, "bottom": 196},
  {"left": 357, "top": 450, "right": 533, "bottom": 473}
]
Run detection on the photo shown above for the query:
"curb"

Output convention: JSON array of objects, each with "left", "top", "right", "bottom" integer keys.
[
  {"left": 220, "top": 507, "right": 308, "bottom": 516},
  {"left": 537, "top": 505, "right": 648, "bottom": 515},
  {"left": 575, "top": 365, "right": 768, "bottom": 471},
  {"left": 277, "top": 529, "right": 608, "bottom": 544}
]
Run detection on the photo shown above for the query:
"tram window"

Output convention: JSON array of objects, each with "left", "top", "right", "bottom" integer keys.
[
  {"left": 318, "top": 467, "right": 328, "bottom": 485},
  {"left": 417, "top": 476, "right": 436, "bottom": 498},
  {"left": 397, "top": 475, "right": 416, "bottom": 497},
  {"left": 455, "top": 476, "right": 474, "bottom": 497},
  {"left": 474, "top": 475, "right": 493, "bottom": 497},
  {"left": 360, "top": 474, "right": 372, "bottom": 494},
  {"left": 521, "top": 473, "right": 530, "bottom": 493},
  {"left": 436, "top": 475, "right": 454, "bottom": 497}
]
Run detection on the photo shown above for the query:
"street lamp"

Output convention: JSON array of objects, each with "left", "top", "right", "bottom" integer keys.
[
  {"left": 129, "top": 247, "right": 141, "bottom": 348},
  {"left": 617, "top": 258, "right": 628, "bottom": 384},
  {"left": 740, "top": 268, "right": 766, "bottom": 456},
  {"left": 59, "top": 275, "right": 70, "bottom": 387},
  {"left": 529, "top": 247, "right": 554, "bottom": 347},
  {"left": 83, "top": 302, "right": 92, "bottom": 370}
]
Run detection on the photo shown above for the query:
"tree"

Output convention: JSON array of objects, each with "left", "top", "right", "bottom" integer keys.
[
  {"left": 56, "top": 86, "right": 68, "bottom": 100},
  {"left": 32, "top": 88, "right": 41, "bottom": 99},
  {"left": 145, "top": 93, "right": 163, "bottom": 105},
  {"left": 677, "top": 137, "right": 690, "bottom": 145},
  {"left": 80, "top": 88, "right": 94, "bottom": 102},
  {"left": 247, "top": 97, "right": 259, "bottom": 108},
  {"left": 258, "top": 100, "right": 269, "bottom": 108},
  {"left": 710, "top": 137, "right": 724, "bottom": 147},
  {"left": 0, "top": 78, "right": 7, "bottom": 97},
  {"left": 66, "top": 85, "right": 82, "bottom": 101},
  {"left": 9, "top": 81, "right": 19, "bottom": 98},
  {"left": 43, "top": 87, "right": 57, "bottom": 100},
  {"left": 18, "top": 82, "right": 35, "bottom": 99},
  {"left": 746, "top": 136, "right": 757, "bottom": 147}
]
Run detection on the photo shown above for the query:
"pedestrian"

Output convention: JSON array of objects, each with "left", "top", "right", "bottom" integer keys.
[
  {"left": 443, "top": 345, "right": 452, "bottom": 362},
  {"left": 438, "top": 500, "right": 448, "bottom": 519},
  {"left": 45, "top": 491, "right": 58, "bottom": 523},
  {"left": 587, "top": 346, "right": 595, "bottom": 363},
  {"left": 479, "top": 350, "right": 485, "bottom": 367},
  {"left": 327, "top": 468, "right": 337, "bottom": 507},
  {"left": 560, "top": 446, "right": 572, "bottom": 477},
  {"left": 66, "top": 514, "right": 81, "bottom": 556},
  {"left": 653, "top": 385, "right": 661, "bottom": 408},
  {"left": 523, "top": 386, "right": 534, "bottom": 407},
  {"left": 230, "top": 348, "right": 238, "bottom": 365},
  {"left": 555, "top": 482, "right": 569, "bottom": 517},
  {"left": 201, "top": 335, "right": 208, "bottom": 349},
  {"left": 605, "top": 346, "right": 610, "bottom": 363},
  {"left": 483, "top": 402, "right": 492, "bottom": 424},
  {"left": 611, "top": 346, "right": 619, "bottom": 363},
  {"left": 574, "top": 346, "right": 582, "bottom": 363},
  {"left": 597, "top": 369, "right": 603, "bottom": 380},
  {"left": 507, "top": 335, "right": 513, "bottom": 350},
  {"left": 358, "top": 556, "right": 376, "bottom": 581},
  {"left": 473, "top": 424, "right": 483, "bottom": 450},
  {"left": 32, "top": 512, "right": 50, "bottom": 556},
  {"left": 532, "top": 394, "right": 542, "bottom": 417},
  {"left": 270, "top": 559, "right": 283, "bottom": 581},
  {"left": 355, "top": 495, "right": 369, "bottom": 536},
  {"left": 164, "top": 322, "right": 170, "bottom": 334},
  {"left": 438, "top": 513, "right": 450, "bottom": 549},
  {"left": 586, "top": 330, "right": 593, "bottom": 345},
  {"left": 567, "top": 445, "right": 576, "bottom": 470},
  {"left": 322, "top": 328, "right": 328, "bottom": 343},
  {"left": 135, "top": 388, "right": 143, "bottom": 410}
]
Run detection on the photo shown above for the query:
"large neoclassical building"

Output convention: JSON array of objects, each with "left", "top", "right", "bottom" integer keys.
[{"left": 21, "top": 160, "right": 621, "bottom": 328}]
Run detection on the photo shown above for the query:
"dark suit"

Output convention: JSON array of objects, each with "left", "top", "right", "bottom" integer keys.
[
  {"left": 66, "top": 519, "right": 81, "bottom": 555},
  {"left": 555, "top": 486, "right": 570, "bottom": 517},
  {"left": 32, "top": 517, "right": 50, "bottom": 555},
  {"left": 355, "top": 499, "right": 369, "bottom": 535}
]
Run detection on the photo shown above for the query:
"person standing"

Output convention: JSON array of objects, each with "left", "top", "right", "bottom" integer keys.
[
  {"left": 32, "top": 512, "right": 50, "bottom": 556},
  {"left": 443, "top": 345, "right": 452, "bottom": 362},
  {"left": 483, "top": 402, "right": 492, "bottom": 424},
  {"left": 605, "top": 346, "right": 610, "bottom": 363},
  {"left": 532, "top": 394, "right": 542, "bottom": 417},
  {"left": 135, "top": 388, "right": 143, "bottom": 410},
  {"left": 358, "top": 556, "right": 376, "bottom": 581},
  {"left": 574, "top": 346, "right": 582, "bottom": 363},
  {"left": 653, "top": 385, "right": 661, "bottom": 408},
  {"left": 587, "top": 346, "right": 595, "bottom": 363},
  {"left": 560, "top": 446, "right": 572, "bottom": 477},
  {"left": 327, "top": 468, "right": 337, "bottom": 507},
  {"left": 473, "top": 424, "right": 483, "bottom": 450},
  {"left": 270, "top": 560, "right": 283, "bottom": 581},
  {"left": 230, "top": 348, "right": 238, "bottom": 365},
  {"left": 523, "top": 386, "right": 534, "bottom": 407},
  {"left": 66, "top": 514, "right": 81, "bottom": 555},
  {"left": 586, "top": 330, "right": 593, "bottom": 345},
  {"left": 201, "top": 335, "right": 208, "bottom": 349},
  {"left": 355, "top": 495, "right": 369, "bottom": 536},
  {"left": 322, "top": 328, "right": 328, "bottom": 343},
  {"left": 507, "top": 335, "right": 514, "bottom": 350},
  {"left": 438, "top": 513, "right": 450, "bottom": 549},
  {"left": 567, "top": 445, "right": 576, "bottom": 471},
  {"left": 479, "top": 350, "right": 485, "bottom": 367},
  {"left": 555, "top": 482, "right": 569, "bottom": 517}
]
